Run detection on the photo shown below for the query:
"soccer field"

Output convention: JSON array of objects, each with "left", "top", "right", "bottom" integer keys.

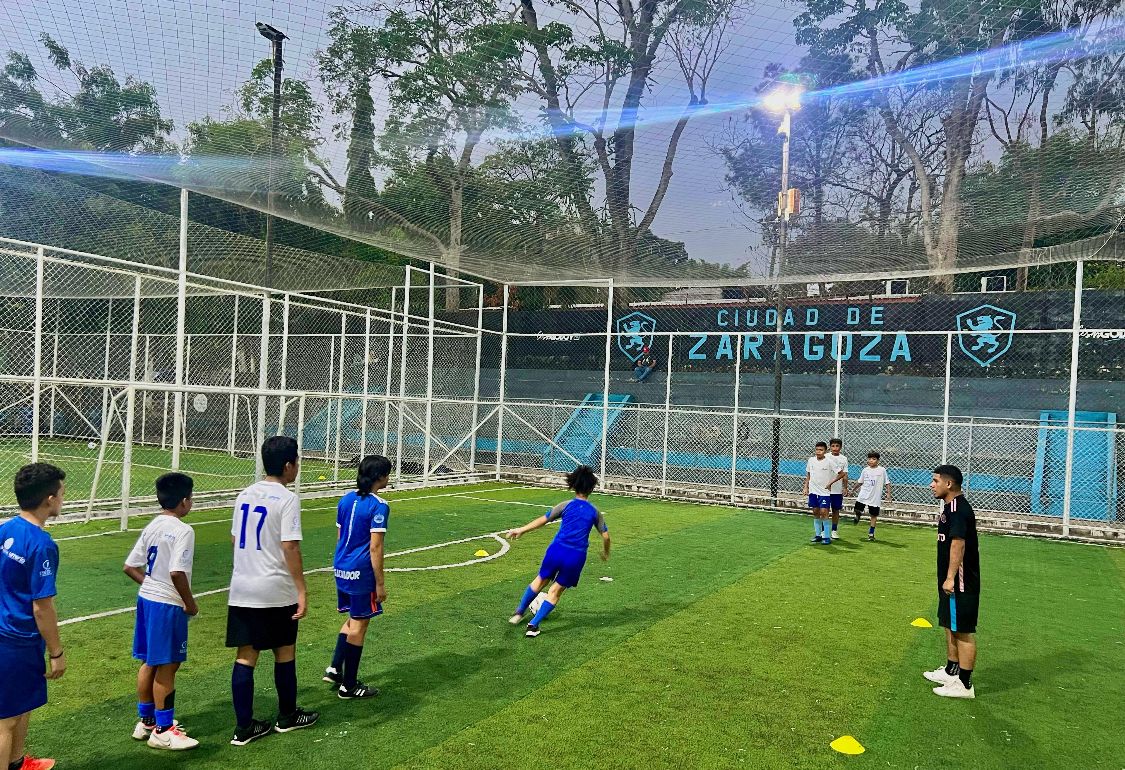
[{"left": 27, "top": 482, "right": 1125, "bottom": 769}]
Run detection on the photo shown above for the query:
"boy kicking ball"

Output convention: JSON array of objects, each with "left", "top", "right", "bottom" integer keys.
[
  {"left": 852, "top": 452, "right": 891, "bottom": 541},
  {"left": 505, "top": 466, "right": 610, "bottom": 638},
  {"left": 123, "top": 473, "right": 199, "bottom": 750}
]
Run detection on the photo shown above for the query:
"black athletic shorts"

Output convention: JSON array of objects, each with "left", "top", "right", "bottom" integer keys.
[
  {"left": 937, "top": 590, "right": 979, "bottom": 634},
  {"left": 853, "top": 501, "right": 881, "bottom": 517},
  {"left": 225, "top": 604, "right": 299, "bottom": 650}
]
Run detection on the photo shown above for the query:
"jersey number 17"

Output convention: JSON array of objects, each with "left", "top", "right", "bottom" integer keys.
[{"left": 238, "top": 504, "right": 269, "bottom": 550}]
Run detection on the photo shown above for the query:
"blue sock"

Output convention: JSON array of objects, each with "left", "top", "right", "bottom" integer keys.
[
  {"left": 342, "top": 643, "right": 364, "bottom": 688},
  {"left": 138, "top": 700, "right": 155, "bottom": 726},
  {"left": 869, "top": 525, "right": 876, "bottom": 535},
  {"left": 155, "top": 707, "right": 175, "bottom": 730},
  {"left": 516, "top": 585, "right": 537, "bottom": 615},
  {"left": 231, "top": 663, "right": 255, "bottom": 728},
  {"left": 813, "top": 518, "right": 822, "bottom": 537},
  {"left": 530, "top": 599, "right": 556, "bottom": 626},
  {"left": 330, "top": 632, "right": 347, "bottom": 671},
  {"left": 275, "top": 660, "right": 297, "bottom": 716}
]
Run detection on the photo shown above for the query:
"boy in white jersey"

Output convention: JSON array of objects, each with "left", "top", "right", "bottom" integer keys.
[
  {"left": 852, "top": 451, "right": 891, "bottom": 541},
  {"left": 123, "top": 472, "right": 199, "bottom": 751},
  {"left": 226, "top": 436, "right": 318, "bottom": 747},
  {"left": 827, "top": 438, "right": 848, "bottom": 540},
  {"left": 804, "top": 441, "right": 836, "bottom": 545}
]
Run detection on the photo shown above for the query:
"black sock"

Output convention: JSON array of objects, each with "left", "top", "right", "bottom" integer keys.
[
  {"left": 232, "top": 662, "right": 255, "bottom": 728},
  {"left": 959, "top": 668, "right": 973, "bottom": 689},
  {"left": 10, "top": 758, "right": 26, "bottom": 770},
  {"left": 142, "top": 715, "right": 156, "bottom": 727},
  {"left": 275, "top": 659, "right": 297, "bottom": 716},
  {"left": 330, "top": 633, "right": 348, "bottom": 672},
  {"left": 342, "top": 642, "right": 364, "bottom": 689},
  {"left": 945, "top": 659, "right": 960, "bottom": 676}
]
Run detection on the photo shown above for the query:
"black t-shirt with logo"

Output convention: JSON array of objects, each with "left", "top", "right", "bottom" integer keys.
[{"left": 937, "top": 494, "right": 980, "bottom": 594}]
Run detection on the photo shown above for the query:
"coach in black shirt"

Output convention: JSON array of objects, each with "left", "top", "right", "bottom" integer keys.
[{"left": 922, "top": 464, "right": 980, "bottom": 699}]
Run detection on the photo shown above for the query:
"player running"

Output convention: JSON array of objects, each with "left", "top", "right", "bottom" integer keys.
[
  {"left": 505, "top": 466, "right": 610, "bottom": 638},
  {"left": 851, "top": 452, "right": 891, "bottom": 541}
]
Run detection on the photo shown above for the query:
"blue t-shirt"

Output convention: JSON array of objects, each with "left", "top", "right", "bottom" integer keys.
[
  {"left": 0, "top": 516, "right": 59, "bottom": 647},
  {"left": 549, "top": 498, "right": 607, "bottom": 551},
  {"left": 333, "top": 491, "right": 389, "bottom": 594}
]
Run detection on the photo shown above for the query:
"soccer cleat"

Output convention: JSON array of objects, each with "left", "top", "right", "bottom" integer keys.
[
  {"left": 933, "top": 679, "right": 975, "bottom": 699},
  {"left": 923, "top": 666, "right": 958, "bottom": 685},
  {"left": 147, "top": 725, "right": 200, "bottom": 751},
  {"left": 525, "top": 624, "right": 541, "bottom": 638},
  {"left": 230, "top": 719, "right": 273, "bottom": 746},
  {"left": 338, "top": 682, "right": 380, "bottom": 700},
  {"left": 16, "top": 757, "right": 56, "bottom": 770},
  {"left": 323, "top": 666, "right": 343, "bottom": 685},
  {"left": 133, "top": 719, "right": 180, "bottom": 740},
  {"left": 810, "top": 536, "right": 823, "bottom": 544},
  {"left": 274, "top": 707, "right": 320, "bottom": 733},
  {"left": 831, "top": 530, "right": 840, "bottom": 540},
  {"left": 867, "top": 533, "right": 875, "bottom": 541},
  {"left": 508, "top": 613, "right": 524, "bottom": 625}
]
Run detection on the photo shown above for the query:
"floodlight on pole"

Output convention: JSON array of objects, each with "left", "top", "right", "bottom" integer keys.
[{"left": 255, "top": 22, "right": 286, "bottom": 293}]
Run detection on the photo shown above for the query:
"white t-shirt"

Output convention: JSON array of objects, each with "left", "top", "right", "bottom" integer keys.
[
  {"left": 806, "top": 456, "right": 837, "bottom": 496},
  {"left": 828, "top": 453, "right": 849, "bottom": 492},
  {"left": 856, "top": 466, "right": 889, "bottom": 506},
  {"left": 228, "top": 480, "right": 303, "bottom": 608},
  {"left": 125, "top": 515, "right": 195, "bottom": 608}
]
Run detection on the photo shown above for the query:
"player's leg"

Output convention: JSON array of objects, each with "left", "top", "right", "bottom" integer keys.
[
  {"left": 0, "top": 713, "right": 23, "bottom": 767},
  {"left": 339, "top": 614, "right": 378, "bottom": 699},
  {"left": 527, "top": 583, "right": 569, "bottom": 637},
  {"left": 327, "top": 591, "right": 352, "bottom": 682},
  {"left": 147, "top": 662, "right": 197, "bottom": 749},
  {"left": 512, "top": 559, "right": 555, "bottom": 623},
  {"left": 830, "top": 496, "right": 842, "bottom": 538},
  {"left": 134, "top": 664, "right": 157, "bottom": 738},
  {"left": 272, "top": 621, "right": 319, "bottom": 733},
  {"left": 953, "top": 632, "right": 976, "bottom": 689},
  {"left": 818, "top": 507, "right": 832, "bottom": 544},
  {"left": 809, "top": 496, "right": 823, "bottom": 542},
  {"left": 868, "top": 506, "right": 879, "bottom": 540}
]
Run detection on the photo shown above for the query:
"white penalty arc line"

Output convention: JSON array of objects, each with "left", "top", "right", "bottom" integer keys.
[{"left": 58, "top": 531, "right": 511, "bottom": 626}]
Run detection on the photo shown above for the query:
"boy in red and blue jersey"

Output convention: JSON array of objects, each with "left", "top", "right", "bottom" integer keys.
[
  {"left": 324, "top": 455, "right": 391, "bottom": 700},
  {"left": 506, "top": 465, "right": 610, "bottom": 638}
]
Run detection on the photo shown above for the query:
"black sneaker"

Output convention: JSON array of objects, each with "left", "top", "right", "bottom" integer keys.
[
  {"left": 525, "top": 624, "right": 541, "bottom": 638},
  {"left": 322, "top": 667, "right": 343, "bottom": 685},
  {"left": 338, "top": 682, "right": 379, "bottom": 700},
  {"left": 230, "top": 719, "right": 273, "bottom": 746},
  {"left": 274, "top": 707, "right": 320, "bottom": 733},
  {"left": 867, "top": 533, "right": 875, "bottom": 541}
]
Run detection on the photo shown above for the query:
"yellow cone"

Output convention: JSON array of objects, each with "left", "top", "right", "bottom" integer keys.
[
  {"left": 830, "top": 736, "right": 865, "bottom": 755},
  {"left": 911, "top": 617, "right": 933, "bottom": 628},
  {"left": 474, "top": 549, "right": 489, "bottom": 557},
  {"left": 317, "top": 475, "right": 326, "bottom": 481}
]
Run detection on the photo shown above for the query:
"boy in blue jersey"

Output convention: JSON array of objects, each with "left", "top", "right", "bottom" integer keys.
[
  {"left": 123, "top": 472, "right": 199, "bottom": 750},
  {"left": 506, "top": 465, "right": 610, "bottom": 638},
  {"left": 323, "top": 455, "right": 391, "bottom": 699},
  {"left": 0, "top": 464, "right": 67, "bottom": 770}
]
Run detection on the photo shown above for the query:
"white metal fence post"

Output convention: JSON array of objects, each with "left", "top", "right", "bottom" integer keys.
[
  {"left": 254, "top": 294, "right": 271, "bottom": 479},
  {"left": 469, "top": 283, "right": 484, "bottom": 471},
  {"left": 382, "top": 286, "right": 397, "bottom": 457},
  {"left": 1062, "top": 259, "right": 1085, "bottom": 538},
  {"left": 395, "top": 268, "right": 412, "bottom": 482},
  {"left": 495, "top": 284, "right": 510, "bottom": 480},
  {"left": 730, "top": 334, "right": 743, "bottom": 503},
  {"left": 276, "top": 293, "right": 289, "bottom": 432},
  {"left": 833, "top": 332, "right": 843, "bottom": 437},
  {"left": 172, "top": 189, "right": 188, "bottom": 470},
  {"left": 941, "top": 332, "right": 952, "bottom": 464},
  {"left": 360, "top": 308, "right": 372, "bottom": 459},
  {"left": 334, "top": 312, "right": 346, "bottom": 480},
  {"left": 660, "top": 336, "right": 673, "bottom": 497},
  {"left": 31, "top": 246, "right": 45, "bottom": 462},
  {"left": 120, "top": 275, "right": 141, "bottom": 530},
  {"left": 423, "top": 263, "right": 436, "bottom": 480},
  {"left": 228, "top": 294, "right": 240, "bottom": 455},
  {"left": 599, "top": 281, "right": 614, "bottom": 481}
]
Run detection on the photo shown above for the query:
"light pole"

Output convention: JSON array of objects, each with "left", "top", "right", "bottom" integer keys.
[
  {"left": 763, "top": 84, "right": 802, "bottom": 504},
  {"left": 256, "top": 22, "right": 287, "bottom": 292}
]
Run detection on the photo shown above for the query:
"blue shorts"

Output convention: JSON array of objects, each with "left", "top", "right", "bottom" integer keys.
[
  {"left": 337, "top": 589, "right": 383, "bottom": 620},
  {"left": 538, "top": 542, "right": 587, "bottom": 588},
  {"left": 808, "top": 494, "right": 831, "bottom": 510},
  {"left": 133, "top": 597, "right": 189, "bottom": 666},
  {"left": 0, "top": 637, "right": 47, "bottom": 719},
  {"left": 830, "top": 493, "right": 844, "bottom": 511}
]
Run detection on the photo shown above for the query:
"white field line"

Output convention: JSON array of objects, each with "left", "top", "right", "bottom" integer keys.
[
  {"left": 59, "top": 532, "right": 512, "bottom": 627},
  {"left": 50, "top": 485, "right": 531, "bottom": 542}
]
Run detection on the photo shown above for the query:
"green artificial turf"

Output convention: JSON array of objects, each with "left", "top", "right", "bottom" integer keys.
[{"left": 16, "top": 482, "right": 1125, "bottom": 769}]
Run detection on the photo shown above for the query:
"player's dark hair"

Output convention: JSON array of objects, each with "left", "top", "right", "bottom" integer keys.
[
  {"left": 815, "top": 441, "right": 828, "bottom": 450},
  {"left": 357, "top": 455, "right": 392, "bottom": 496},
  {"left": 262, "top": 435, "right": 299, "bottom": 477},
  {"left": 867, "top": 451, "right": 880, "bottom": 460},
  {"left": 155, "top": 472, "right": 193, "bottom": 510},
  {"left": 14, "top": 463, "right": 66, "bottom": 511},
  {"left": 933, "top": 464, "right": 964, "bottom": 488},
  {"left": 566, "top": 465, "right": 598, "bottom": 496},
  {"left": 830, "top": 438, "right": 843, "bottom": 447}
]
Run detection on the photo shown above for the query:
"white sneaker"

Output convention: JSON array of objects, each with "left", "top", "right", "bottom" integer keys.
[
  {"left": 933, "top": 679, "right": 975, "bottom": 699},
  {"left": 132, "top": 719, "right": 179, "bottom": 740},
  {"left": 831, "top": 530, "right": 840, "bottom": 540},
  {"left": 508, "top": 613, "right": 524, "bottom": 625},
  {"left": 923, "top": 666, "right": 957, "bottom": 685},
  {"left": 147, "top": 725, "right": 199, "bottom": 750}
]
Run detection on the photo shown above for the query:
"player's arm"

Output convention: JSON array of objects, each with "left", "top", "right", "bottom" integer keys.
[
  {"left": 281, "top": 540, "right": 307, "bottom": 619},
  {"left": 506, "top": 501, "right": 566, "bottom": 539},
  {"left": 33, "top": 597, "right": 65, "bottom": 679},
  {"left": 370, "top": 531, "right": 386, "bottom": 602},
  {"left": 802, "top": 472, "right": 811, "bottom": 496},
  {"left": 123, "top": 534, "right": 147, "bottom": 585},
  {"left": 170, "top": 572, "right": 198, "bottom": 616},
  {"left": 884, "top": 478, "right": 892, "bottom": 502},
  {"left": 596, "top": 511, "right": 610, "bottom": 562},
  {"left": 943, "top": 538, "right": 965, "bottom": 595}
]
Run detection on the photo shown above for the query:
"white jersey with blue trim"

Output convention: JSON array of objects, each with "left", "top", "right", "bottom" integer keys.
[
  {"left": 228, "top": 480, "right": 303, "bottom": 608},
  {"left": 125, "top": 515, "right": 195, "bottom": 608}
]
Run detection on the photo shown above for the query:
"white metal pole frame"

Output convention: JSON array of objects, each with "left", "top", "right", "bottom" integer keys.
[
  {"left": 382, "top": 286, "right": 397, "bottom": 457},
  {"left": 120, "top": 275, "right": 142, "bottom": 530},
  {"left": 599, "top": 281, "right": 614, "bottom": 481},
  {"left": 495, "top": 284, "right": 510, "bottom": 480},
  {"left": 422, "top": 263, "right": 436, "bottom": 480},
  {"left": 254, "top": 294, "right": 271, "bottom": 479},
  {"left": 1061, "top": 259, "right": 1084, "bottom": 538},
  {"left": 941, "top": 332, "right": 953, "bottom": 464},
  {"left": 49, "top": 300, "right": 58, "bottom": 439},
  {"left": 171, "top": 189, "right": 188, "bottom": 470},
  {"left": 141, "top": 335, "right": 150, "bottom": 444},
  {"left": 395, "top": 268, "right": 412, "bottom": 482},
  {"left": 228, "top": 295, "right": 240, "bottom": 455},
  {"left": 31, "top": 246, "right": 45, "bottom": 462},
  {"left": 660, "top": 336, "right": 674, "bottom": 497},
  {"left": 295, "top": 394, "right": 306, "bottom": 497},
  {"left": 100, "top": 300, "right": 113, "bottom": 447},
  {"left": 729, "top": 334, "right": 744, "bottom": 503},
  {"left": 360, "top": 308, "right": 372, "bottom": 459},
  {"left": 277, "top": 293, "right": 290, "bottom": 432},
  {"left": 334, "top": 312, "right": 346, "bottom": 480},
  {"left": 469, "top": 282, "right": 484, "bottom": 471},
  {"left": 833, "top": 332, "right": 843, "bottom": 437}
]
